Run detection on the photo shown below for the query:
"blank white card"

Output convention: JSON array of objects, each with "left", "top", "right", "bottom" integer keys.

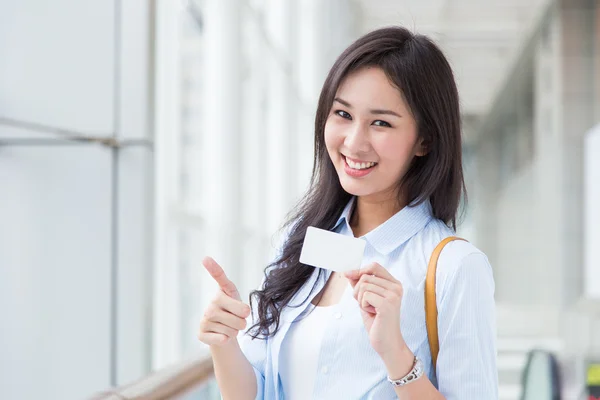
[{"left": 299, "top": 226, "right": 366, "bottom": 272}]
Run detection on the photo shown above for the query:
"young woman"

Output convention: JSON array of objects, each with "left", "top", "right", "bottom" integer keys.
[{"left": 198, "top": 26, "right": 498, "bottom": 399}]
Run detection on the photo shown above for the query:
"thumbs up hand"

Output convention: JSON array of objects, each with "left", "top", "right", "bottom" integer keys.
[{"left": 197, "top": 257, "right": 252, "bottom": 347}]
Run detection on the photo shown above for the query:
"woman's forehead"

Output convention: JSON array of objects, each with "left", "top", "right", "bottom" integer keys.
[{"left": 335, "top": 67, "right": 407, "bottom": 112}]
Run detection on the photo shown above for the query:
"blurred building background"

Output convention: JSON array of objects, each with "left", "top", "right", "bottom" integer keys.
[{"left": 0, "top": 0, "right": 599, "bottom": 399}]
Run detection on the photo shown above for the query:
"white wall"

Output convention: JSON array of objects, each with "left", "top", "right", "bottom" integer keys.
[
  {"left": 0, "top": 146, "right": 113, "bottom": 399},
  {"left": 0, "top": 1, "right": 153, "bottom": 398}
]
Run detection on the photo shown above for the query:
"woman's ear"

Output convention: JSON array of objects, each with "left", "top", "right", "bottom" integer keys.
[{"left": 415, "top": 137, "right": 430, "bottom": 157}]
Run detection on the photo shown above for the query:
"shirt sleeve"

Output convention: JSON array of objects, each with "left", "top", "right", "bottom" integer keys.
[
  {"left": 237, "top": 224, "right": 294, "bottom": 399},
  {"left": 237, "top": 227, "right": 289, "bottom": 400},
  {"left": 435, "top": 251, "right": 499, "bottom": 399},
  {"left": 238, "top": 267, "right": 273, "bottom": 400},
  {"left": 238, "top": 327, "right": 267, "bottom": 400}
]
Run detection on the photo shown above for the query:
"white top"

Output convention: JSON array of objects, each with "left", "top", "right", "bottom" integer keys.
[{"left": 279, "top": 303, "right": 334, "bottom": 399}]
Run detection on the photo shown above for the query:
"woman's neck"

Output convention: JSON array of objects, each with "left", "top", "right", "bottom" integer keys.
[{"left": 350, "top": 193, "right": 407, "bottom": 237}]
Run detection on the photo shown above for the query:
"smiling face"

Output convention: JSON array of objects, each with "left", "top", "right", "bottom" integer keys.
[{"left": 324, "top": 66, "right": 426, "bottom": 204}]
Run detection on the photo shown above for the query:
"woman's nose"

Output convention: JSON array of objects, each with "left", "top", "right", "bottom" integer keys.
[{"left": 344, "top": 123, "right": 371, "bottom": 153}]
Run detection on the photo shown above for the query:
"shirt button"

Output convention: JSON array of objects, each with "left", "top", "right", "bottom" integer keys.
[
  {"left": 321, "top": 366, "right": 329, "bottom": 374},
  {"left": 334, "top": 312, "right": 342, "bottom": 319}
]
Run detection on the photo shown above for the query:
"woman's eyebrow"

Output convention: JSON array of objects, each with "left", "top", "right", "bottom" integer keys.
[
  {"left": 370, "top": 109, "right": 401, "bottom": 118},
  {"left": 334, "top": 97, "right": 352, "bottom": 107},
  {"left": 334, "top": 97, "right": 401, "bottom": 118}
]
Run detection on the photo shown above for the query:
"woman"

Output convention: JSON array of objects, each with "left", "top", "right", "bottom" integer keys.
[{"left": 198, "top": 26, "right": 498, "bottom": 399}]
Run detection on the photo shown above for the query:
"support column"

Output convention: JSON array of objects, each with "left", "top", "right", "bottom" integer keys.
[
  {"left": 153, "top": 0, "right": 183, "bottom": 368},
  {"left": 533, "top": 6, "right": 564, "bottom": 308},
  {"left": 557, "top": 0, "right": 596, "bottom": 305},
  {"left": 596, "top": 3, "right": 600, "bottom": 121},
  {"left": 295, "top": 0, "right": 326, "bottom": 196},
  {"left": 264, "top": 0, "right": 296, "bottom": 236},
  {"left": 202, "top": 0, "right": 242, "bottom": 288},
  {"left": 239, "top": 3, "right": 268, "bottom": 295},
  {"left": 295, "top": 0, "right": 360, "bottom": 196}
]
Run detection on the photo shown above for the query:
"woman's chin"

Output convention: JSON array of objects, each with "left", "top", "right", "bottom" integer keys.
[{"left": 339, "top": 177, "right": 376, "bottom": 197}]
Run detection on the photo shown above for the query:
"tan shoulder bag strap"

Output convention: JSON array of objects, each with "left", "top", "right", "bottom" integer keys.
[{"left": 425, "top": 236, "right": 467, "bottom": 371}]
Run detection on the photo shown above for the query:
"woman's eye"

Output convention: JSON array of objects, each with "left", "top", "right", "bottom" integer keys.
[
  {"left": 335, "top": 110, "right": 352, "bottom": 119},
  {"left": 373, "top": 120, "right": 391, "bottom": 128}
]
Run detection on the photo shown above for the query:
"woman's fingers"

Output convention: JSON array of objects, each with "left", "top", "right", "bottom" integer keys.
[
  {"left": 345, "top": 262, "right": 394, "bottom": 281},
  {"left": 348, "top": 267, "right": 404, "bottom": 315},
  {"left": 202, "top": 295, "right": 249, "bottom": 331},
  {"left": 217, "top": 292, "right": 251, "bottom": 319},
  {"left": 361, "top": 262, "right": 394, "bottom": 280},
  {"left": 200, "top": 320, "right": 239, "bottom": 339},
  {"left": 354, "top": 274, "right": 397, "bottom": 294},
  {"left": 202, "top": 257, "right": 241, "bottom": 301},
  {"left": 352, "top": 273, "right": 402, "bottom": 307},
  {"left": 197, "top": 263, "right": 252, "bottom": 347},
  {"left": 354, "top": 281, "right": 387, "bottom": 305},
  {"left": 362, "top": 291, "right": 385, "bottom": 311},
  {"left": 197, "top": 331, "right": 229, "bottom": 345},
  {"left": 208, "top": 307, "right": 248, "bottom": 331},
  {"left": 198, "top": 304, "right": 247, "bottom": 346}
]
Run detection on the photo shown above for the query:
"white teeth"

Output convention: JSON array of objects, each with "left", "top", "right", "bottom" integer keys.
[{"left": 345, "top": 157, "right": 376, "bottom": 170}]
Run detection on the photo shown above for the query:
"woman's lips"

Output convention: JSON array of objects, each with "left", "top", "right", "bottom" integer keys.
[{"left": 343, "top": 155, "right": 377, "bottom": 178}]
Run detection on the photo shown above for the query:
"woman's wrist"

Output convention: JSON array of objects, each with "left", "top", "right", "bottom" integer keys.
[
  {"left": 210, "top": 337, "right": 240, "bottom": 356},
  {"left": 382, "top": 341, "right": 415, "bottom": 380}
]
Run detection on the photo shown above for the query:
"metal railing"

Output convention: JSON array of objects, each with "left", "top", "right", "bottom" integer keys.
[
  {"left": 92, "top": 352, "right": 215, "bottom": 400},
  {"left": 92, "top": 347, "right": 565, "bottom": 399}
]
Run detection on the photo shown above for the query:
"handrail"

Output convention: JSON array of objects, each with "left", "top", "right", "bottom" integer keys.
[
  {"left": 520, "top": 349, "right": 562, "bottom": 400},
  {"left": 91, "top": 351, "right": 215, "bottom": 400}
]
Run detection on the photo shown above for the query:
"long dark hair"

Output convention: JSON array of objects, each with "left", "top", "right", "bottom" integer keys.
[{"left": 248, "top": 26, "right": 466, "bottom": 338}]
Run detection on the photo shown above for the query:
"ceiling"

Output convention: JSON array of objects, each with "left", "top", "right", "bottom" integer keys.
[{"left": 356, "top": 0, "right": 551, "bottom": 121}]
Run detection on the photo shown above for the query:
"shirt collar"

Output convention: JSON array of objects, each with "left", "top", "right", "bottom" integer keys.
[
  {"left": 334, "top": 196, "right": 433, "bottom": 255},
  {"left": 333, "top": 197, "right": 356, "bottom": 231}
]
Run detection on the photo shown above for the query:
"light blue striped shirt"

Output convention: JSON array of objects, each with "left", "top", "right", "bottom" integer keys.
[{"left": 240, "top": 197, "right": 498, "bottom": 399}]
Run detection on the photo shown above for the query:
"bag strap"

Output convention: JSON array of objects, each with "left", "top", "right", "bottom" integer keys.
[{"left": 425, "top": 236, "right": 467, "bottom": 371}]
